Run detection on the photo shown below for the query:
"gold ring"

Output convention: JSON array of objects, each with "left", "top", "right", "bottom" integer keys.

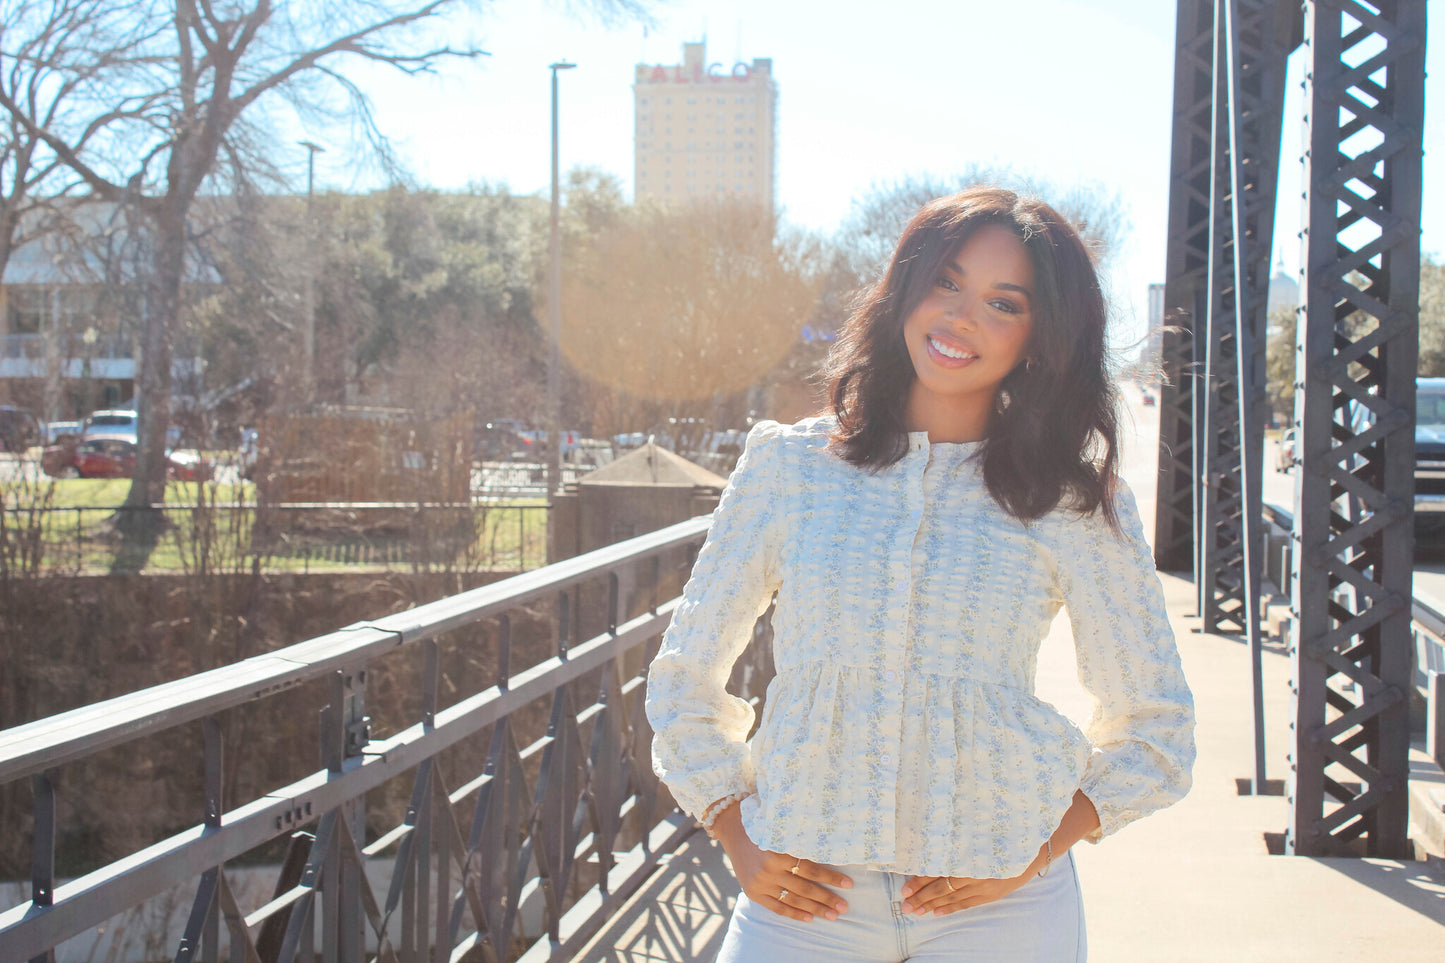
[
  {"left": 944, "top": 878, "right": 956, "bottom": 893},
  {"left": 790, "top": 858, "right": 801, "bottom": 875}
]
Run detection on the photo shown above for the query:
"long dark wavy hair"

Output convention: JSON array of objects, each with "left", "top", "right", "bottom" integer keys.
[{"left": 823, "top": 186, "right": 1120, "bottom": 527}]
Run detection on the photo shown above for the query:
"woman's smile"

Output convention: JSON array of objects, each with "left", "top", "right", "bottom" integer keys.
[{"left": 924, "top": 333, "right": 978, "bottom": 367}]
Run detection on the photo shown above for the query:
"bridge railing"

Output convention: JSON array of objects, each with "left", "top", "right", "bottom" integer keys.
[{"left": 0, "top": 512, "right": 771, "bottom": 962}]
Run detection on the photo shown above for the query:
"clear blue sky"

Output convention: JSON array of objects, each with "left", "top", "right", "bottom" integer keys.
[{"left": 316, "top": 0, "right": 1443, "bottom": 341}]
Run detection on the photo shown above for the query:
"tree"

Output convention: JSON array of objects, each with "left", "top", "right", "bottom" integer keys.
[
  {"left": 0, "top": 1, "right": 507, "bottom": 558},
  {"left": 559, "top": 184, "right": 823, "bottom": 440},
  {"left": 834, "top": 168, "right": 1133, "bottom": 288},
  {"left": 1416, "top": 256, "right": 1445, "bottom": 377}
]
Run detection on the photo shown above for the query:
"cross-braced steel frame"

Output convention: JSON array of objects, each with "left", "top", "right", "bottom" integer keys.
[
  {"left": 1155, "top": 0, "right": 1218, "bottom": 576},
  {"left": 1163, "top": 0, "right": 1425, "bottom": 853},
  {"left": 1159, "top": 0, "right": 1294, "bottom": 790},
  {"left": 1287, "top": 0, "right": 1425, "bottom": 858},
  {"left": 1197, "top": 0, "right": 1291, "bottom": 644}
]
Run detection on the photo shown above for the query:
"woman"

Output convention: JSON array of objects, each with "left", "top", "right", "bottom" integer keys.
[{"left": 645, "top": 187, "right": 1195, "bottom": 961}]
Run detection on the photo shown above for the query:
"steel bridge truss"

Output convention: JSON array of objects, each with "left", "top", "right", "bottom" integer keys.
[
  {"left": 1288, "top": 0, "right": 1425, "bottom": 858},
  {"left": 1160, "top": 0, "right": 1426, "bottom": 854}
]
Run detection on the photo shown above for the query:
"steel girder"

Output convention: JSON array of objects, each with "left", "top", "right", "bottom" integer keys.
[
  {"left": 1198, "top": 0, "right": 1291, "bottom": 642},
  {"left": 1287, "top": 0, "right": 1425, "bottom": 858},
  {"left": 1155, "top": 0, "right": 1217, "bottom": 574}
]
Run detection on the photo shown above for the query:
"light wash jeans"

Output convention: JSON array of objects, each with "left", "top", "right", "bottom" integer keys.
[{"left": 715, "top": 851, "right": 1086, "bottom": 962}]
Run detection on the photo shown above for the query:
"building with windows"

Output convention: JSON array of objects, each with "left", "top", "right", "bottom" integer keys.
[{"left": 633, "top": 41, "right": 776, "bottom": 210}]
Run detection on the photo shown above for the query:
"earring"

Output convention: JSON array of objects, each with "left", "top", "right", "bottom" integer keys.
[{"left": 1024, "top": 358, "right": 1036, "bottom": 373}]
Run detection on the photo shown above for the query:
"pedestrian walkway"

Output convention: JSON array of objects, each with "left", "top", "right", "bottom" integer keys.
[{"left": 576, "top": 569, "right": 1445, "bottom": 962}]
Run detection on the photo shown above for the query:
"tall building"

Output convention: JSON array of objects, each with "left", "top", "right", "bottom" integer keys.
[{"left": 633, "top": 41, "right": 776, "bottom": 210}]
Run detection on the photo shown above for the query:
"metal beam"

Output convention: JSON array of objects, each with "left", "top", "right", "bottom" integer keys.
[
  {"left": 1289, "top": 0, "right": 1425, "bottom": 858},
  {"left": 1156, "top": 0, "right": 1219, "bottom": 573}
]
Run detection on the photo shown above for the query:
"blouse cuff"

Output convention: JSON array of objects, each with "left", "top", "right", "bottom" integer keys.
[{"left": 700, "top": 790, "right": 754, "bottom": 835}]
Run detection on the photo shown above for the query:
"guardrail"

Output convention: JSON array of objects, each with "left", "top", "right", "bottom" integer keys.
[
  {"left": 0, "top": 513, "right": 774, "bottom": 961},
  {"left": 1260, "top": 500, "right": 1445, "bottom": 766}
]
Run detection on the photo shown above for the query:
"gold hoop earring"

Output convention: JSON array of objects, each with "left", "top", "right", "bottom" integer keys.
[{"left": 1024, "top": 358, "right": 1036, "bottom": 373}]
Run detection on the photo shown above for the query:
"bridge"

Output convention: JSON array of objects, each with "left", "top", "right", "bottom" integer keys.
[{"left": 2, "top": 0, "right": 1442, "bottom": 959}]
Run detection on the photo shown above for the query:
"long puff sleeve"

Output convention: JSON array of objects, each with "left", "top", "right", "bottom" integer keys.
[
  {"left": 1053, "top": 480, "right": 1196, "bottom": 841},
  {"left": 646, "top": 420, "right": 786, "bottom": 821}
]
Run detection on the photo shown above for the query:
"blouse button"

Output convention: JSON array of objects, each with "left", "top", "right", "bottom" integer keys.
[
  {"left": 884, "top": 670, "right": 897, "bottom": 682},
  {"left": 880, "top": 753, "right": 892, "bottom": 766}
]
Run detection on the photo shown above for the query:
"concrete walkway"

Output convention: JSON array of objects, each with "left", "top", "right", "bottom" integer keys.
[{"left": 575, "top": 408, "right": 1445, "bottom": 960}]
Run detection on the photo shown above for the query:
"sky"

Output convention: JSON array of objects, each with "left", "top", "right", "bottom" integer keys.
[{"left": 310, "top": 0, "right": 1444, "bottom": 343}]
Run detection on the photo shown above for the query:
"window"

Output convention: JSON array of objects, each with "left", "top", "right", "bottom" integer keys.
[{"left": 5, "top": 286, "right": 44, "bottom": 335}]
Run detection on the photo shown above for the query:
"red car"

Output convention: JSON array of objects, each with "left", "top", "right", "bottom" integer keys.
[{"left": 41, "top": 435, "right": 212, "bottom": 481}]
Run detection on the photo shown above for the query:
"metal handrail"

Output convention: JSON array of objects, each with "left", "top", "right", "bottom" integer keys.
[{"left": 0, "top": 512, "right": 757, "bottom": 963}]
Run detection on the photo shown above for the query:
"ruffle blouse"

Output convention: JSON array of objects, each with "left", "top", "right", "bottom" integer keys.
[{"left": 646, "top": 416, "right": 1196, "bottom": 879}]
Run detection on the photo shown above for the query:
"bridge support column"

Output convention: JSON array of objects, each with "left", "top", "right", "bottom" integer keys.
[{"left": 1288, "top": 0, "right": 1425, "bottom": 858}]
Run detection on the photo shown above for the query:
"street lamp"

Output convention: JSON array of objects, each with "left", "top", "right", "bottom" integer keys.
[
  {"left": 547, "top": 60, "right": 575, "bottom": 503},
  {"left": 299, "top": 140, "right": 325, "bottom": 402}
]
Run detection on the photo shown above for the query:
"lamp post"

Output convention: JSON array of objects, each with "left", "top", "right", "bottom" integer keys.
[
  {"left": 547, "top": 60, "right": 575, "bottom": 502},
  {"left": 299, "top": 140, "right": 325, "bottom": 402}
]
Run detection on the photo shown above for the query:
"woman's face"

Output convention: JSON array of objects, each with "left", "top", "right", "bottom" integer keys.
[{"left": 902, "top": 223, "right": 1036, "bottom": 421}]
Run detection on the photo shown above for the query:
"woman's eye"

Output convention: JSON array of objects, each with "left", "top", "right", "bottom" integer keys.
[
  {"left": 990, "top": 299, "right": 1021, "bottom": 314},
  {"left": 936, "top": 276, "right": 958, "bottom": 292}
]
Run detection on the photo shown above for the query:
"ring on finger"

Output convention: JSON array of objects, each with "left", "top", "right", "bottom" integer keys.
[
  {"left": 790, "top": 858, "right": 801, "bottom": 875},
  {"left": 779, "top": 888, "right": 789, "bottom": 901},
  {"left": 943, "top": 878, "right": 956, "bottom": 893}
]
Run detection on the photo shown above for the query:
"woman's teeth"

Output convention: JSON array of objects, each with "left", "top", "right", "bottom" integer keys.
[{"left": 929, "top": 336, "right": 975, "bottom": 361}]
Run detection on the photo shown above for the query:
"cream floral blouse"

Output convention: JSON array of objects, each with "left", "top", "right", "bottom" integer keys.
[{"left": 646, "top": 416, "right": 1196, "bottom": 879}]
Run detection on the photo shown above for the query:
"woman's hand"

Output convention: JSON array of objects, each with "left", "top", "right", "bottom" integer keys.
[
  {"left": 899, "top": 864, "right": 1035, "bottom": 916},
  {"left": 709, "top": 798, "right": 852, "bottom": 922}
]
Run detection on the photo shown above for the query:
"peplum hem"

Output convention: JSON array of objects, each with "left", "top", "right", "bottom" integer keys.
[{"left": 745, "top": 663, "right": 1091, "bottom": 879}]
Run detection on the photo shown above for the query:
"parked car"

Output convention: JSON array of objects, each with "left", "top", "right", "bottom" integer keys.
[
  {"left": 43, "top": 434, "right": 135, "bottom": 478},
  {"left": 1276, "top": 427, "right": 1296, "bottom": 472},
  {"left": 166, "top": 448, "right": 213, "bottom": 482},
  {"left": 0, "top": 405, "right": 40, "bottom": 453},
  {"left": 81, "top": 409, "right": 182, "bottom": 447},
  {"left": 41, "top": 434, "right": 212, "bottom": 481},
  {"left": 43, "top": 420, "right": 83, "bottom": 445}
]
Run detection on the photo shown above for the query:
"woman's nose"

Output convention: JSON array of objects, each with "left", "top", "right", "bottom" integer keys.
[{"left": 944, "top": 297, "right": 979, "bottom": 327}]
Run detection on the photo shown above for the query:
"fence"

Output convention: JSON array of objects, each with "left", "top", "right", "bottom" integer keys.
[
  {"left": 0, "top": 501, "right": 550, "bottom": 575},
  {"left": 0, "top": 513, "right": 776, "bottom": 962}
]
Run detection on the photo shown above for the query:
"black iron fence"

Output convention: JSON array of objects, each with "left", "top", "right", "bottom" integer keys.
[{"left": 0, "top": 513, "right": 775, "bottom": 961}]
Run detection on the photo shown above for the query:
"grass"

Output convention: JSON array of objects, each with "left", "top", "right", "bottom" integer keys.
[{"left": 1, "top": 479, "right": 548, "bottom": 575}]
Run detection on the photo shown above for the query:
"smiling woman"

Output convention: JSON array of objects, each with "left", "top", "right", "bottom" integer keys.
[
  {"left": 825, "top": 187, "right": 1120, "bottom": 524},
  {"left": 646, "top": 186, "right": 1196, "bottom": 962}
]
